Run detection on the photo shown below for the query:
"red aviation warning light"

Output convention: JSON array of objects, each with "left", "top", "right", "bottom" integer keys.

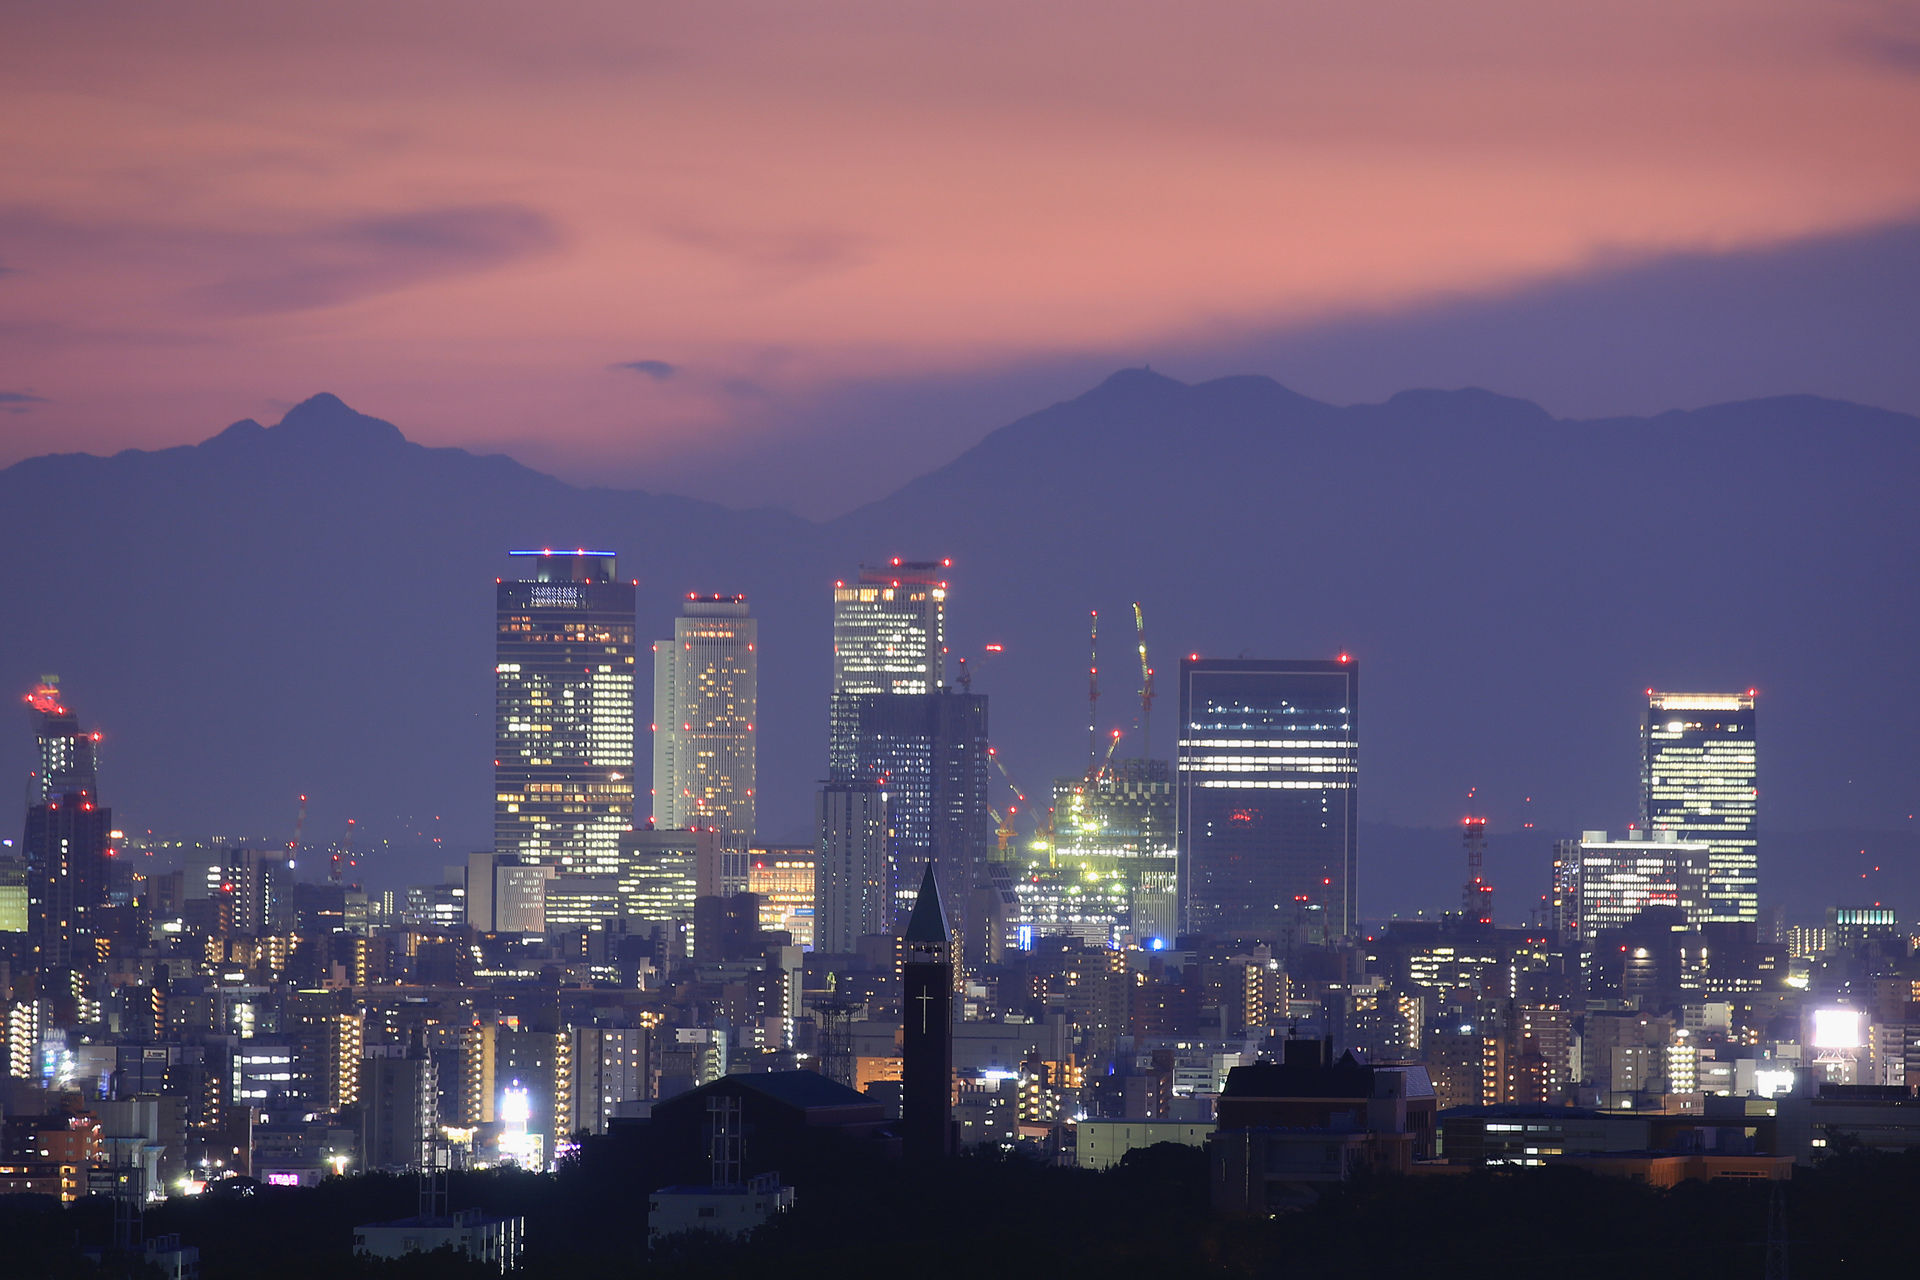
[{"left": 1336, "top": 652, "right": 1351, "bottom": 663}]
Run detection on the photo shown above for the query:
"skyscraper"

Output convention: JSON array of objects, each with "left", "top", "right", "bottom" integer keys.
[
  {"left": 1642, "top": 691, "right": 1757, "bottom": 925},
  {"left": 28, "top": 677, "right": 97, "bottom": 803},
  {"left": 22, "top": 680, "right": 112, "bottom": 966},
  {"left": 815, "top": 783, "right": 889, "bottom": 953},
  {"left": 843, "top": 689, "right": 992, "bottom": 942},
  {"left": 829, "top": 560, "right": 947, "bottom": 779},
  {"left": 1176, "top": 656, "right": 1359, "bottom": 942},
  {"left": 495, "top": 551, "right": 636, "bottom": 876},
  {"left": 651, "top": 594, "right": 757, "bottom": 850}
]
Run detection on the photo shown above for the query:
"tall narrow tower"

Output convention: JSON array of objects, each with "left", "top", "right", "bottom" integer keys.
[
  {"left": 1461, "top": 815, "right": 1492, "bottom": 926},
  {"left": 652, "top": 594, "right": 757, "bottom": 850},
  {"left": 495, "top": 551, "right": 636, "bottom": 875},
  {"left": 900, "top": 864, "right": 953, "bottom": 1161}
]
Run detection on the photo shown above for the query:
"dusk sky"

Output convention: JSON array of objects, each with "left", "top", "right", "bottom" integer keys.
[{"left": 4, "top": 1, "right": 1920, "bottom": 514}]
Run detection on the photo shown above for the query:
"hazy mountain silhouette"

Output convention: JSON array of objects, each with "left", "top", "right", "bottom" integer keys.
[{"left": 2, "top": 373, "right": 1915, "bottom": 918}]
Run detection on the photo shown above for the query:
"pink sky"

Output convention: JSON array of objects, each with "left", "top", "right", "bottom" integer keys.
[{"left": 3, "top": 0, "right": 1918, "bottom": 509}]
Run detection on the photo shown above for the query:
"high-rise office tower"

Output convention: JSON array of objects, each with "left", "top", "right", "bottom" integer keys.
[
  {"left": 843, "top": 689, "right": 992, "bottom": 942},
  {"left": 1642, "top": 691, "right": 1757, "bottom": 925},
  {"left": 829, "top": 560, "right": 948, "bottom": 779},
  {"left": 1555, "top": 829, "right": 1712, "bottom": 946},
  {"left": 495, "top": 551, "right": 636, "bottom": 876},
  {"left": 651, "top": 594, "right": 756, "bottom": 850},
  {"left": 1176, "top": 656, "right": 1359, "bottom": 941},
  {"left": 22, "top": 681, "right": 113, "bottom": 966},
  {"left": 816, "top": 783, "right": 889, "bottom": 953}
]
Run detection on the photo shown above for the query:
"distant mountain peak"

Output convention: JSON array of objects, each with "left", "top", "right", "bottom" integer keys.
[
  {"left": 271, "top": 393, "right": 409, "bottom": 446},
  {"left": 1094, "top": 366, "right": 1187, "bottom": 392},
  {"left": 1378, "top": 386, "right": 1556, "bottom": 426}
]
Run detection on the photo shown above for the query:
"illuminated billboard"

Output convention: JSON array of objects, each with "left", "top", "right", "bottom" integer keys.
[{"left": 1811, "top": 1008, "right": 1863, "bottom": 1050}]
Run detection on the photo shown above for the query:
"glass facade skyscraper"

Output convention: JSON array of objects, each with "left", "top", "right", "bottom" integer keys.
[
  {"left": 1176, "top": 657, "right": 1359, "bottom": 942},
  {"left": 1642, "top": 690, "right": 1757, "bottom": 925},
  {"left": 828, "top": 560, "right": 947, "bottom": 779},
  {"left": 843, "top": 689, "right": 992, "bottom": 936},
  {"left": 495, "top": 551, "right": 636, "bottom": 876},
  {"left": 651, "top": 594, "right": 756, "bottom": 850}
]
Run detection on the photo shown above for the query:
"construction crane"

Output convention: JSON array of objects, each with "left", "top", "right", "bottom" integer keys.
[
  {"left": 1133, "top": 603, "right": 1155, "bottom": 758},
  {"left": 287, "top": 794, "right": 307, "bottom": 869},
  {"left": 1092, "top": 727, "right": 1123, "bottom": 782},
  {"left": 332, "top": 817, "right": 356, "bottom": 886},
  {"left": 987, "top": 746, "right": 1052, "bottom": 860},
  {"left": 1087, "top": 610, "right": 1100, "bottom": 773}
]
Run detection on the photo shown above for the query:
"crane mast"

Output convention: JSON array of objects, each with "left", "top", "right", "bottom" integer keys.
[{"left": 1133, "top": 603, "right": 1155, "bottom": 758}]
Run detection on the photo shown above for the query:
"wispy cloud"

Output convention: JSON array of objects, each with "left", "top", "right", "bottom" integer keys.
[
  {"left": 612, "top": 360, "right": 677, "bottom": 379},
  {"left": 191, "top": 205, "right": 560, "bottom": 314},
  {"left": 0, "top": 203, "right": 561, "bottom": 317},
  {"left": 0, "top": 390, "right": 48, "bottom": 414}
]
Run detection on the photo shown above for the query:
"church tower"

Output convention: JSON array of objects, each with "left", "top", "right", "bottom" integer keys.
[{"left": 900, "top": 864, "right": 954, "bottom": 1160}]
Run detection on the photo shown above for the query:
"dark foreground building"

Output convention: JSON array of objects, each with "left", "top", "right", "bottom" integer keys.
[{"left": 1211, "top": 1039, "right": 1435, "bottom": 1213}]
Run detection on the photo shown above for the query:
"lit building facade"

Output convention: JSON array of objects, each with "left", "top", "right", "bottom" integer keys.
[
  {"left": 1176, "top": 657, "right": 1359, "bottom": 941},
  {"left": 1559, "top": 829, "right": 1711, "bottom": 942},
  {"left": 1048, "top": 758, "right": 1176, "bottom": 946},
  {"left": 651, "top": 595, "right": 756, "bottom": 850},
  {"left": 615, "top": 828, "right": 718, "bottom": 937},
  {"left": 1642, "top": 691, "right": 1757, "bottom": 925},
  {"left": 748, "top": 849, "right": 816, "bottom": 949},
  {"left": 829, "top": 560, "right": 947, "bottom": 780},
  {"left": 22, "top": 681, "right": 112, "bottom": 966},
  {"left": 495, "top": 551, "right": 636, "bottom": 876}
]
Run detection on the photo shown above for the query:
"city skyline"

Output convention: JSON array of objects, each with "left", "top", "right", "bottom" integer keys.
[{"left": 2, "top": 4, "right": 1916, "bottom": 1269}]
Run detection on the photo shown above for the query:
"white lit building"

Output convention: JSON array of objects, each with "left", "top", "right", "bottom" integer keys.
[
  {"left": 1556, "top": 830, "right": 1711, "bottom": 944},
  {"left": 1642, "top": 691, "right": 1757, "bottom": 925},
  {"left": 494, "top": 551, "right": 636, "bottom": 877},
  {"left": 652, "top": 595, "right": 757, "bottom": 850}
]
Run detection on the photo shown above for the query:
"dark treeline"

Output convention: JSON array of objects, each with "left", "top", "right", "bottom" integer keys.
[{"left": 6, "top": 1141, "right": 1920, "bottom": 1279}]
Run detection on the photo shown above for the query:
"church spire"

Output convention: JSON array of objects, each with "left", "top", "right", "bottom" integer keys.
[{"left": 903, "top": 863, "right": 950, "bottom": 949}]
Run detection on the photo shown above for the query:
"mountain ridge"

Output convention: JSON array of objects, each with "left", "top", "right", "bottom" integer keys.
[{"left": 1, "top": 373, "right": 1914, "bottom": 919}]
